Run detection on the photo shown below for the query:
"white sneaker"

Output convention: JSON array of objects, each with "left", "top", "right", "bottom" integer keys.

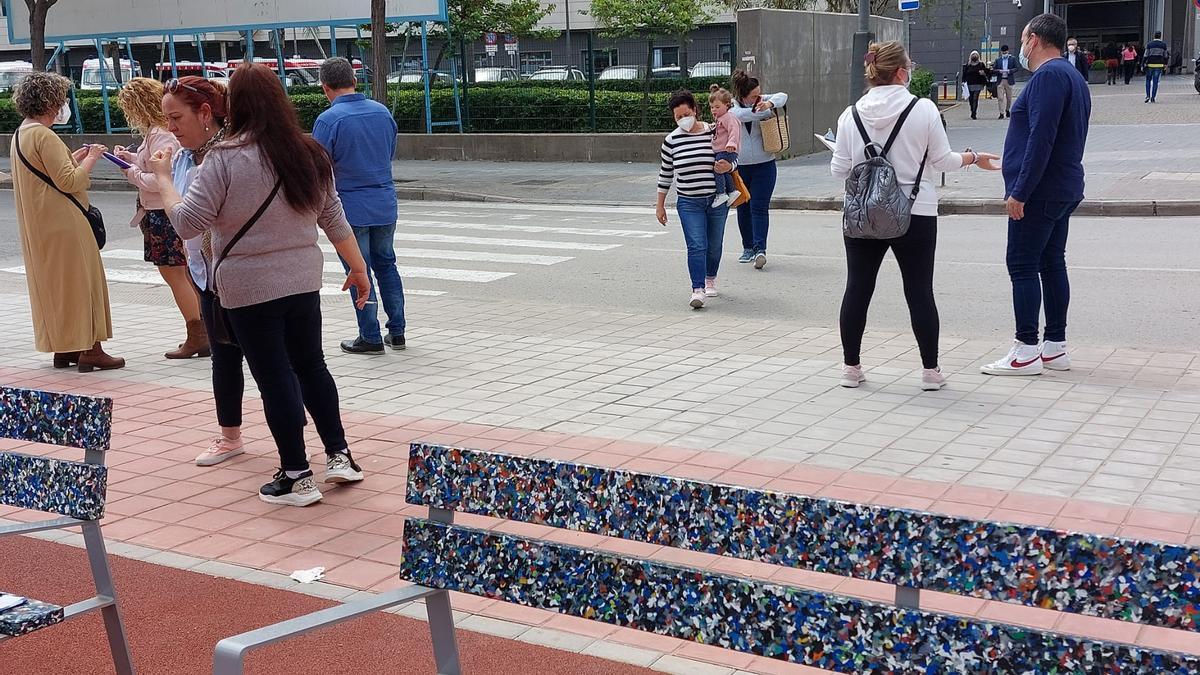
[
  {"left": 840, "top": 364, "right": 866, "bottom": 388},
  {"left": 712, "top": 194, "right": 729, "bottom": 207},
  {"left": 921, "top": 368, "right": 946, "bottom": 391},
  {"left": 1041, "top": 341, "right": 1071, "bottom": 371},
  {"left": 754, "top": 251, "right": 767, "bottom": 269},
  {"left": 704, "top": 278, "right": 719, "bottom": 297},
  {"left": 981, "top": 340, "right": 1044, "bottom": 376},
  {"left": 324, "top": 451, "right": 364, "bottom": 483},
  {"left": 727, "top": 190, "right": 742, "bottom": 204},
  {"left": 689, "top": 289, "right": 705, "bottom": 309}
]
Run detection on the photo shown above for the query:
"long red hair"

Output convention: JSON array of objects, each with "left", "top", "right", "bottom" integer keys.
[{"left": 226, "top": 63, "right": 332, "bottom": 213}]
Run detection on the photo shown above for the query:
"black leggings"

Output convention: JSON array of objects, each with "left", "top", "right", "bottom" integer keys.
[
  {"left": 198, "top": 288, "right": 244, "bottom": 429},
  {"left": 968, "top": 88, "right": 981, "bottom": 116},
  {"left": 840, "top": 215, "right": 940, "bottom": 369},
  {"left": 227, "top": 291, "right": 348, "bottom": 472}
]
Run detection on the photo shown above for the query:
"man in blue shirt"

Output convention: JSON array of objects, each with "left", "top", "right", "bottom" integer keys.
[
  {"left": 983, "top": 13, "right": 1091, "bottom": 377},
  {"left": 314, "top": 57, "right": 405, "bottom": 355},
  {"left": 992, "top": 45, "right": 1019, "bottom": 119}
]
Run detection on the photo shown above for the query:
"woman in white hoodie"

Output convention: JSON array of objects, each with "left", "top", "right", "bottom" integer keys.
[{"left": 831, "top": 41, "right": 999, "bottom": 391}]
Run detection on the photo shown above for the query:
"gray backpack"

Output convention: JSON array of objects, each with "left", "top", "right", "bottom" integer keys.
[{"left": 842, "top": 97, "right": 927, "bottom": 240}]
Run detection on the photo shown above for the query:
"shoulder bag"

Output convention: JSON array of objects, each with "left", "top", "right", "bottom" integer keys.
[
  {"left": 760, "top": 104, "right": 790, "bottom": 155},
  {"left": 15, "top": 128, "right": 106, "bottom": 249},
  {"left": 207, "top": 179, "right": 283, "bottom": 345}
]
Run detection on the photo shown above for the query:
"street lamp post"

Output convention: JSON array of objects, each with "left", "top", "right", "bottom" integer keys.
[
  {"left": 565, "top": 0, "right": 572, "bottom": 67},
  {"left": 850, "top": 0, "right": 875, "bottom": 104}
]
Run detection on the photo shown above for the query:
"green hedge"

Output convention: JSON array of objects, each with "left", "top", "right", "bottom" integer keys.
[{"left": 0, "top": 86, "right": 705, "bottom": 134}]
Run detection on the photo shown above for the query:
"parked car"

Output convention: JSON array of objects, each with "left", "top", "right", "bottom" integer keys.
[
  {"left": 475, "top": 67, "right": 520, "bottom": 82},
  {"left": 387, "top": 70, "right": 453, "bottom": 84},
  {"left": 690, "top": 61, "right": 731, "bottom": 78},
  {"left": 597, "top": 65, "right": 645, "bottom": 81},
  {"left": 651, "top": 67, "right": 682, "bottom": 79},
  {"left": 529, "top": 67, "right": 586, "bottom": 81}
]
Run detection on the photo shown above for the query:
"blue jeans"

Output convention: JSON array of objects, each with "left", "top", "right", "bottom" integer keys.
[
  {"left": 339, "top": 224, "right": 406, "bottom": 343},
  {"left": 714, "top": 151, "right": 738, "bottom": 195},
  {"left": 1145, "top": 67, "right": 1162, "bottom": 100},
  {"left": 1006, "top": 200, "right": 1079, "bottom": 346},
  {"left": 676, "top": 195, "right": 729, "bottom": 289},
  {"left": 735, "top": 160, "right": 777, "bottom": 252}
]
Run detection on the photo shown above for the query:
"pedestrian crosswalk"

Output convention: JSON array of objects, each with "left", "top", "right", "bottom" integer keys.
[{"left": 0, "top": 202, "right": 669, "bottom": 301}]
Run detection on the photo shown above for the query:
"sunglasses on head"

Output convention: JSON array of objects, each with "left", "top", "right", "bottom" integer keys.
[{"left": 165, "top": 78, "right": 203, "bottom": 95}]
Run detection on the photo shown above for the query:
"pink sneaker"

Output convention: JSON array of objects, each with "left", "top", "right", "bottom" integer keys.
[
  {"left": 840, "top": 364, "right": 866, "bottom": 388},
  {"left": 195, "top": 436, "right": 245, "bottom": 467},
  {"left": 704, "top": 277, "right": 719, "bottom": 297},
  {"left": 921, "top": 368, "right": 946, "bottom": 391}
]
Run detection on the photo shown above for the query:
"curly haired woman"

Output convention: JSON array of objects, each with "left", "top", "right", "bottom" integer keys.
[{"left": 115, "top": 78, "right": 206, "bottom": 359}]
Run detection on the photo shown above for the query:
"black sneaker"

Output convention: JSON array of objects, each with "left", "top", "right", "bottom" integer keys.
[
  {"left": 384, "top": 333, "right": 406, "bottom": 351},
  {"left": 324, "top": 451, "right": 364, "bottom": 483},
  {"left": 341, "top": 338, "right": 384, "bottom": 355},
  {"left": 259, "top": 470, "right": 323, "bottom": 506}
]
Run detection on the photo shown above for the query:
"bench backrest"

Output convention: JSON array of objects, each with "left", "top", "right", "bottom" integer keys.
[
  {"left": 0, "top": 386, "right": 111, "bottom": 521},
  {"left": 400, "top": 443, "right": 1200, "bottom": 672}
]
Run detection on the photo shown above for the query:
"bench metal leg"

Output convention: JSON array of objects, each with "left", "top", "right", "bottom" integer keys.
[
  {"left": 212, "top": 585, "right": 445, "bottom": 675},
  {"left": 426, "top": 590, "right": 462, "bottom": 675},
  {"left": 82, "top": 521, "right": 135, "bottom": 675}
]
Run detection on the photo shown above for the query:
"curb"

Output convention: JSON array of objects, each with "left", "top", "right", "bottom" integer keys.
[{"left": 33, "top": 179, "right": 1200, "bottom": 217}]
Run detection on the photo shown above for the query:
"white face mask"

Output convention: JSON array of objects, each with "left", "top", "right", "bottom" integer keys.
[
  {"left": 676, "top": 115, "right": 696, "bottom": 132},
  {"left": 53, "top": 101, "right": 71, "bottom": 126},
  {"left": 899, "top": 68, "right": 910, "bottom": 88},
  {"left": 1019, "top": 38, "right": 1033, "bottom": 71},
  {"left": 1068, "top": 45, "right": 1077, "bottom": 53}
]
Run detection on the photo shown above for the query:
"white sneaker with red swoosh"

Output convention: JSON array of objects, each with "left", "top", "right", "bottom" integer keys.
[
  {"left": 1041, "top": 341, "right": 1071, "bottom": 371},
  {"left": 981, "top": 340, "right": 1044, "bottom": 376}
]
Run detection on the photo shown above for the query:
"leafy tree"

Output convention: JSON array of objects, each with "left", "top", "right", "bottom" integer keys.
[
  {"left": 26, "top": 0, "right": 60, "bottom": 71},
  {"left": 588, "top": 0, "right": 719, "bottom": 129}
]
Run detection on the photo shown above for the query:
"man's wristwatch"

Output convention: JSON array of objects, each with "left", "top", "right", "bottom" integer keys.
[{"left": 964, "top": 147, "right": 978, "bottom": 165}]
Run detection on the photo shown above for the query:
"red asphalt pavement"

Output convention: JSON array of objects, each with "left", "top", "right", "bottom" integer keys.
[{"left": 0, "top": 537, "right": 657, "bottom": 675}]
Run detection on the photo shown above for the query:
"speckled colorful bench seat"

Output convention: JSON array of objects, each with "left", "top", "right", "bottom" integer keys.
[
  {"left": 397, "top": 442, "right": 1200, "bottom": 673},
  {"left": 0, "top": 386, "right": 132, "bottom": 673},
  {"left": 0, "top": 596, "right": 64, "bottom": 637}
]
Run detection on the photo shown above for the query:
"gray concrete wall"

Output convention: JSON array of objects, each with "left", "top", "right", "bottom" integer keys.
[
  {"left": 0, "top": 133, "right": 666, "bottom": 163},
  {"left": 736, "top": 9, "right": 903, "bottom": 158}
]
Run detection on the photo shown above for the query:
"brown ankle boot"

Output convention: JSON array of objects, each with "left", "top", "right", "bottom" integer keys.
[
  {"left": 165, "top": 320, "right": 211, "bottom": 359},
  {"left": 53, "top": 352, "right": 81, "bottom": 369},
  {"left": 78, "top": 342, "right": 126, "bottom": 372}
]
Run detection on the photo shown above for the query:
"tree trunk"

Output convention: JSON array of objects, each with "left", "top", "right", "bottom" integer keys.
[
  {"left": 640, "top": 36, "right": 655, "bottom": 132},
  {"left": 370, "top": 0, "right": 388, "bottom": 103},
  {"left": 679, "top": 33, "right": 689, "bottom": 80},
  {"left": 28, "top": 1, "right": 50, "bottom": 71}
]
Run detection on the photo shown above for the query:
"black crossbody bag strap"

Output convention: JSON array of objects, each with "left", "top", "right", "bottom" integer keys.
[
  {"left": 14, "top": 129, "right": 92, "bottom": 219},
  {"left": 210, "top": 179, "right": 282, "bottom": 288}
]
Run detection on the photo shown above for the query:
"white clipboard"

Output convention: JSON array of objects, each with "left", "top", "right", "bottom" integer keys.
[{"left": 814, "top": 132, "right": 836, "bottom": 152}]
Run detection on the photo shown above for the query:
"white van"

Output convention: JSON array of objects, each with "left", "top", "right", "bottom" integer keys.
[
  {"left": 81, "top": 58, "right": 140, "bottom": 90},
  {"left": 0, "top": 60, "right": 34, "bottom": 91}
]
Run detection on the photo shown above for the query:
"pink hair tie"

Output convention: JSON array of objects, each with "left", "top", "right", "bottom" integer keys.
[{"left": 864, "top": 52, "right": 877, "bottom": 65}]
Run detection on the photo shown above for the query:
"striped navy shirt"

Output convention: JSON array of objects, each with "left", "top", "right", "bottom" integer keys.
[{"left": 657, "top": 127, "right": 718, "bottom": 197}]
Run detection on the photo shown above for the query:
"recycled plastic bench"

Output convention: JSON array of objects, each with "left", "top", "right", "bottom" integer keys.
[
  {"left": 215, "top": 441, "right": 1200, "bottom": 673},
  {"left": 0, "top": 386, "right": 134, "bottom": 674}
]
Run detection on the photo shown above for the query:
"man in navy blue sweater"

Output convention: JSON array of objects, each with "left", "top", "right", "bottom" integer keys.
[{"left": 983, "top": 13, "right": 1091, "bottom": 377}]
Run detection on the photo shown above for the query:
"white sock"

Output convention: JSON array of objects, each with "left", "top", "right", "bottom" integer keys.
[{"left": 285, "top": 470, "right": 307, "bottom": 479}]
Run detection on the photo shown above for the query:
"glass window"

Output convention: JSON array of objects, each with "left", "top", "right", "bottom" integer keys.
[
  {"left": 718, "top": 43, "right": 731, "bottom": 63},
  {"left": 584, "top": 48, "right": 617, "bottom": 74},
  {"left": 652, "top": 47, "right": 679, "bottom": 69}
]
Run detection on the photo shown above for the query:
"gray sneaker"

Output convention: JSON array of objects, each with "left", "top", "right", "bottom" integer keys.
[
  {"left": 738, "top": 249, "right": 754, "bottom": 263},
  {"left": 324, "top": 451, "right": 364, "bottom": 483},
  {"left": 754, "top": 251, "right": 767, "bottom": 269}
]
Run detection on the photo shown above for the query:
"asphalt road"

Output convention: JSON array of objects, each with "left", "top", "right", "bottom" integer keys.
[{"left": 0, "top": 194, "right": 1195, "bottom": 350}]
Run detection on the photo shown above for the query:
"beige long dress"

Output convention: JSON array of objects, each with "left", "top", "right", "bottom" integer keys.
[{"left": 11, "top": 123, "right": 112, "bottom": 353}]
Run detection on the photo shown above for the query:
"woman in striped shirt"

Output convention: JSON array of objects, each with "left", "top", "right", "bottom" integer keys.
[{"left": 655, "top": 90, "right": 736, "bottom": 309}]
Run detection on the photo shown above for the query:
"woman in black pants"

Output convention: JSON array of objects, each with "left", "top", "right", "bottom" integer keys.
[
  {"left": 961, "top": 51, "right": 991, "bottom": 120},
  {"left": 831, "top": 41, "right": 999, "bottom": 391}
]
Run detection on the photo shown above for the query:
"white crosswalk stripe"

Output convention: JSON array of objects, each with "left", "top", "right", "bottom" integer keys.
[
  {"left": 394, "top": 219, "right": 661, "bottom": 239},
  {"left": 391, "top": 232, "right": 619, "bottom": 251},
  {"left": 316, "top": 244, "right": 571, "bottom": 266}
]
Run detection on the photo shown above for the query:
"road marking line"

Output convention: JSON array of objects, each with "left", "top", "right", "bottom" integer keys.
[
  {"left": 320, "top": 262, "right": 513, "bottom": 283},
  {"left": 412, "top": 202, "right": 660, "bottom": 216},
  {"left": 391, "top": 232, "right": 620, "bottom": 251},
  {"left": 395, "top": 219, "right": 662, "bottom": 239},
  {"left": 0, "top": 266, "right": 446, "bottom": 296},
  {"left": 316, "top": 244, "right": 571, "bottom": 265},
  {"left": 652, "top": 250, "right": 1200, "bottom": 274}
]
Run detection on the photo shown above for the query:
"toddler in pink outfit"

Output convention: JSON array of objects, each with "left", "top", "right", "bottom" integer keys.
[{"left": 709, "top": 84, "right": 742, "bottom": 206}]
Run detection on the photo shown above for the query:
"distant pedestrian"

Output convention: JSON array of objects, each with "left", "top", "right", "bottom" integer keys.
[
  {"left": 983, "top": 13, "right": 1091, "bottom": 377},
  {"left": 961, "top": 51, "right": 990, "bottom": 119},
  {"left": 707, "top": 85, "right": 741, "bottom": 207},
  {"left": 1169, "top": 50, "right": 1183, "bottom": 75},
  {"left": 1143, "top": 31, "right": 1168, "bottom": 103},
  {"left": 730, "top": 69, "right": 788, "bottom": 270},
  {"left": 10, "top": 72, "right": 124, "bottom": 372},
  {"left": 831, "top": 41, "right": 1000, "bottom": 391},
  {"left": 1064, "top": 38, "right": 1089, "bottom": 82},
  {"left": 993, "top": 45, "right": 1019, "bottom": 118},
  {"left": 314, "top": 57, "right": 406, "bottom": 355},
  {"left": 151, "top": 63, "right": 373, "bottom": 506},
  {"left": 656, "top": 89, "right": 735, "bottom": 308},
  {"left": 1122, "top": 43, "right": 1138, "bottom": 84},
  {"left": 1102, "top": 42, "right": 1120, "bottom": 85},
  {"left": 114, "top": 78, "right": 208, "bottom": 360}
]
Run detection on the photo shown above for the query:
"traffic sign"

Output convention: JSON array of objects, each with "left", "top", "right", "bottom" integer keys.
[{"left": 899, "top": 0, "right": 919, "bottom": 10}]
